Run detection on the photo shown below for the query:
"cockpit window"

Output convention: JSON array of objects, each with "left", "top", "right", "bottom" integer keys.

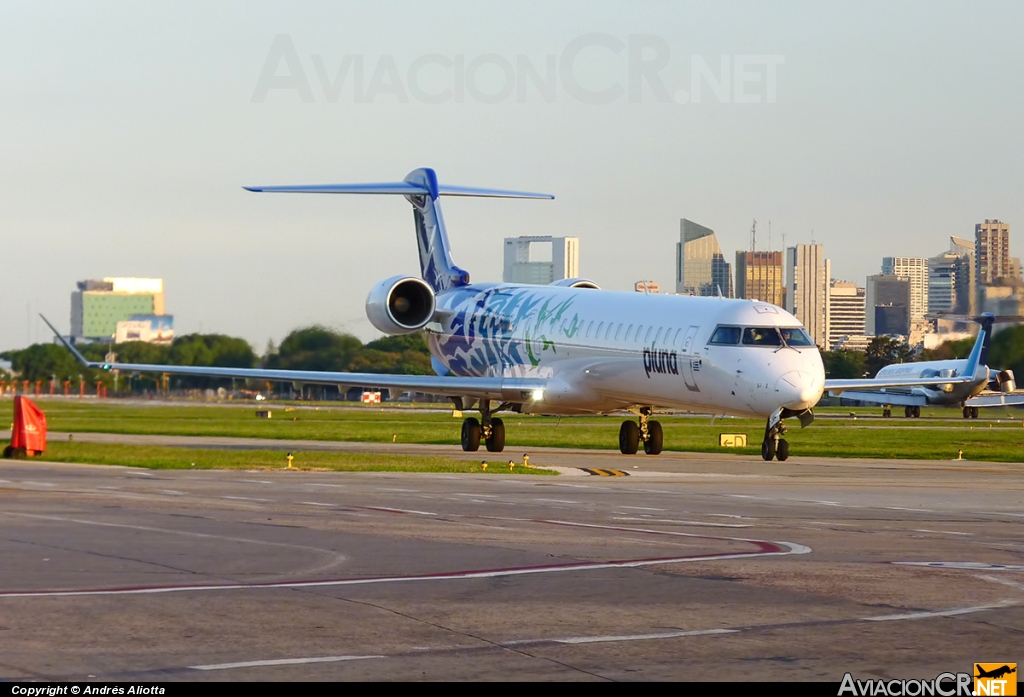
[
  {"left": 742, "top": 327, "right": 783, "bottom": 346},
  {"left": 709, "top": 326, "right": 742, "bottom": 345},
  {"left": 779, "top": 328, "right": 815, "bottom": 347}
]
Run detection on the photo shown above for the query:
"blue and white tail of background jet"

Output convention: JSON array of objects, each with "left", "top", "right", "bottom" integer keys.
[{"left": 245, "top": 167, "right": 553, "bottom": 292}]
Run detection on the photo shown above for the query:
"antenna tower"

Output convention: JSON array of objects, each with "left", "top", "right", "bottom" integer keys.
[{"left": 750, "top": 219, "right": 757, "bottom": 253}]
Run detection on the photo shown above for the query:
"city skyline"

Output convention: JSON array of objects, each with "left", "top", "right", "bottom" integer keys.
[{"left": 3, "top": 2, "right": 1023, "bottom": 352}]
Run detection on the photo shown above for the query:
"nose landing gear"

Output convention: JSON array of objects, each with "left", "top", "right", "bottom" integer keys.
[
  {"left": 619, "top": 407, "right": 663, "bottom": 455},
  {"left": 759, "top": 407, "right": 807, "bottom": 461}
]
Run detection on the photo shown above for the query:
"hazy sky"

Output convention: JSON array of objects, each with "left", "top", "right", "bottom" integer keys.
[{"left": 3, "top": 1, "right": 1023, "bottom": 352}]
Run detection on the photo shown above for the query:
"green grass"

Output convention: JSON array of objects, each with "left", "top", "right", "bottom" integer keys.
[
  {"left": 24, "top": 441, "right": 556, "bottom": 474},
  {"left": 3, "top": 399, "right": 1024, "bottom": 463}
]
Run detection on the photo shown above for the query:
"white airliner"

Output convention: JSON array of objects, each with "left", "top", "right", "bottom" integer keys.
[
  {"left": 827, "top": 313, "right": 1023, "bottom": 419},
  {"left": 43, "top": 168, "right": 980, "bottom": 461}
]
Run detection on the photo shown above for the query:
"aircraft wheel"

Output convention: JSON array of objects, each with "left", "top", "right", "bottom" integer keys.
[
  {"left": 461, "top": 418, "right": 481, "bottom": 452},
  {"left": 776, "top": 439, "right": 790, "bottom": 461},
  {"left": 485, "top": 417, "right": 506, "bottom": 452},
  {"left": 971, "top": 407, "right": 980, "bottom": 419},
  {"left": 619, "top": 421, "right": 639, "bottom": 455},
  {"left": 761, "top": 439, "right": 776, "bottom": 462},
  {"left": 904, "top": 406, "right": 911, "bottom": 418},
  {"left": 643, "top": 420, "right": 664, "bottom": 455},
  {"left": 963, "top": 407, "right": 970, "bottom": 419},
  {"left": 883, "top": 408, "right": 891, "bottom": 418},
  {"left": 913, "top": 406, "right": 921, "bottom": 418}
]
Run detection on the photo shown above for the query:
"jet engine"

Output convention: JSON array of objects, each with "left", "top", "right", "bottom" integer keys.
[
  {"left": 996, "top": 369, "right": 1016, "bottom": 393},
  {"left": 549, "top": 278, "right": 601, "bottom": 289},
  {"left": 365, "top": 275, "right": 436, "bottom": 335}
]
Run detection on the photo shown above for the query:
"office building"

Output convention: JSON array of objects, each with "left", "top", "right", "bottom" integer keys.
[
  {"left": 503, "top": 236, "right": 579, "bottom": 284},
  {"left": 827, "top": 281, "right": 866, "bottom": 349},
  {"left": 785, "top": 244, "right": 829, "bottom": 346},
  {"left": 976, "top": 219, "right": 1012, "bottom": 285},
  {"left": 675, "top": 219, "right": 732, "bottom": 297},
  {"left": 735, "top": 251, "right": 783, "bottom": 306},
  {"left": 881, "top": 257, "right": 927, "bottom": 323},
  {"left": 928, "top": 253, "right": 959, "bottom": 315},
  {"left": 865, "top": 274, "right": 911, "bottom": 336},
  {"left": 71, "top": 278, "right": 166, "bottom": 341}
]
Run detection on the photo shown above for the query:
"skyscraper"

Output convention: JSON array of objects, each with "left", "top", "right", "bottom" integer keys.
[
  {"left": 675, "top": 219, "right": 732, "bottom": 297},
  {"left": 785, "top": 244, "right": 829, "bottom": 346},
  {"left": 503, "top": 236, "right": 579, "bottom": 284},
  {"left": 949, "top": 235, "right": 976, "bottom": 315},
  {"left": 735, "top": 251, "right": 783, "bottom": 306},
  {"left": 881, "top": 257, "right": 927, "bottom": 324},
  {"left": 865, "top": 274, "right": 911, "bottom": 336},
  {"left": 975, "top": 219, "right": 1011, "bottom": 285},
  {"left": 827, "top": 281, "right": 866, "bottom": 349}
]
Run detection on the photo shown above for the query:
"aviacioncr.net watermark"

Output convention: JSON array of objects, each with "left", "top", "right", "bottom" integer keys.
[{"left": 251, "top": 33, "right": 784, "bottom": 105}]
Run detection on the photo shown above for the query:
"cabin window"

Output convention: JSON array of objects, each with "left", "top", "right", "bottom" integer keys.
[
  {"left": 644, "top": 326, "right": 653, "bottom": 342},
  {"left": 625, "top": 324, "right": 634, "bottom": 341},
  {"left": 586, "top": 321, "right": 594, "bottom": 338},
  {"left": 709, "top": 326, "right": 742, "bottom": 345},
  {"left": 635, "top": 325, "right": 643, "bottom": 342},
  {"left": 614, "top": 324, "right": 622, "bottom": 340},
  {"left": 605, "top": 323, "right": 614, "bottom": 340},
  {"left": 596, "top": 322, "right": 604, "bottom": 339},
  {"left": 655, "top": 327, "right": 664, "bottom": 343},
  {"left": 673, "top": 328, "right": 682, "bottom": 345}
]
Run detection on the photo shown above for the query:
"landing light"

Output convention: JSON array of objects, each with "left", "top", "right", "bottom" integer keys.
[{"left": 531, "top": 389, "right": 545, "bottom": 401}]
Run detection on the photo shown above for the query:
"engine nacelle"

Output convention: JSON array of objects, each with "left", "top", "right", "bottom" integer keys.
[
  {"left": 549, "top": 278, "right": 601, "bottom": 289},
  {"left": 365, "top": 275, "right": 436, "bottom": 335},
  {"left": 997, "top": 369, "right": 1016, "bottom": 393}
]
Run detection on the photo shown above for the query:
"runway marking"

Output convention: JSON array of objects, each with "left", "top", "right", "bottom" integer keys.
[
  {"left": 21, "top": 482, "right": 55, "bottom": 487},
  {"left": 611, "top": 517, "right": 751, "bottom": 528},
  {"left": 619, "top": 506, "right": 664, "bottom": 512},
  {"left": 911, "top": 529, "right": 971, "bottom": 536},
  {"left": 376, "top": 488, "right": 419, "bottom": 493},
  {"left": 0, "top": 512, "right": 347, "bottom": 576},
  {"left": 307, "top": 483, "right": 346, "bottom": 489},
  {"left": 978, "top": 575, "right": 1024, "bottom": 592},
  {"left": 241, "top": 480, "right": 273, "bottom": 485},
  {"left": 894, "top": 562, "right": 1024, "bottom": 572},
  {"left": 862, "top": 600, "right": 1017, "bottom": 621},
  {"left": 298, "top": 501, "right": 334, "bottom": 507},
  {"left": 191, "top": 654, "right": 384, "bottom": 671},
  {"left": 362, "top": 506, "right": 437, "bottom": 516},
  {"left": 0, "top": 538, "right": 808, "bottom": 598},
  {"left": 507, "top": 628, "right": 737, "bottom": 645},
  {"left": 532, "top": 499, "right": 578, "bottom": 504},
  {"left": 158, "top": 490, "right": 185, "bottom": 496},
  {"left": 886, "top": 507, "right": 936, "bottom": 513},
  {"left": 223, "top": 496, "right": 272, "bottom": 503},
  {"left": 581, "top": 468, "right": 629, "bottom": 477}
]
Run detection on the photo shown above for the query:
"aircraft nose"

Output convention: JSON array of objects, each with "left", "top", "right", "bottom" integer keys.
[{"left": 775, "top": 370, "right": 823, "bottom": 411}]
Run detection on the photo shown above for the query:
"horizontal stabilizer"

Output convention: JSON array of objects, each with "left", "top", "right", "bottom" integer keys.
[
  {"left": 825, "top": 374, "right": 973, "bottom": 395},
  {"left": 965, "top": 392, "right": 1024, "bottom": 408},
  {"left": 244, "top": 182, "right": 554, "bottom": 199}
]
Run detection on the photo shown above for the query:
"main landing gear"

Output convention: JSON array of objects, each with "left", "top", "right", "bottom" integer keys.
[
  {"left": 459, "top": 400, "right": 507, "bottom": 453},
  {"left": 619, "top": 407, "right": 663, "bottom": 455},
  {"left": 962, "top": 406, "right": 980, "bottom": 419},
  {"left": 903, "top": 406, "right": 921, "bottom": 418}
]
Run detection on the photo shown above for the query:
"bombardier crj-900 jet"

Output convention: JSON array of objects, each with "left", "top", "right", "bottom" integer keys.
[{"left": 44, "top": 168, "right": 980, "bottom": 461}]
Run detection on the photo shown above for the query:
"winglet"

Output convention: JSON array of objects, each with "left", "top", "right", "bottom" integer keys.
[{"left": 39, "top": 315, "right": 94, "bottom": 367}]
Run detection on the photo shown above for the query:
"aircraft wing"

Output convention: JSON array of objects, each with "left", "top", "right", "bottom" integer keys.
[
  {"left": 827, "top": 390, "right": 926, "bottom": 406},
  {"left": 964, "top": 392, "right": 1024, "bottom": 408},
  {"left": 41, "top": 316, "right": 546, "bottom": 402},
  {"left": 824, "top": 375, "right": 972, "bottom": 396}
]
